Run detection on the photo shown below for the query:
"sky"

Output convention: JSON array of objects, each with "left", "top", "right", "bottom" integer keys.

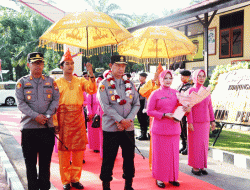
[{"left": 1, "top": 0, "right": 193, "bottom": 17}]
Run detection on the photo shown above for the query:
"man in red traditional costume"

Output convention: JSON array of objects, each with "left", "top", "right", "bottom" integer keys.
[{"left": 53, "top": 49, "right": 97, "bottom": 190}]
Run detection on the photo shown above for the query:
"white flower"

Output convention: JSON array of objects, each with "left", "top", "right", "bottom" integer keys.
[
  {"left": 123, "top": 75, "right": 128, "bottom": 81},
  {"left": 125, "top": 83, "right": 131, "bottom": 88},
  {"left": 107, "top": 74, "right": 112, "bottom": 79},
  {"left": 110, "top": 80, "right": 115, "bottom": 85},
  {"left": 114, "top": 90, "right": 117, "bottom": 95},
  {"left": 117, "top": 98, "right": 121, "bottom": 103}
]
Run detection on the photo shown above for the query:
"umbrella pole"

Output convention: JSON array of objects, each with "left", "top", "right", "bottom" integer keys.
[
  {"left": 168, "top": 59, "right": 170, "bottom": 70},
  {"left": 111, "top": 45, "right": 113, "bottom": 56}
]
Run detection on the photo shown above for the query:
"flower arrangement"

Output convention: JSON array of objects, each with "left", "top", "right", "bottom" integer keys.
[{"left": 106, "top": 71, "right": 132, "bottom": 105}]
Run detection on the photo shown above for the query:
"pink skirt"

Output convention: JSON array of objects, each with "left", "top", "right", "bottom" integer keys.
[
  {"left": 152, "top": 133, "right": 179, "bottom": 182},
  {"left": 188, "top": 122, "right": 210, "bottom": 169}
]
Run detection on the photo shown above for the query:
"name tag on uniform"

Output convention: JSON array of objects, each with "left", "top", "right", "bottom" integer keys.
[{"left": 108, "top": 86, "right": 116, "bottom": 89}]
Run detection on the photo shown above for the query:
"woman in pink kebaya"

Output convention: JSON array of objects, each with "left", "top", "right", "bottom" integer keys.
[
  {"left": 95, "top": 76, "right": 104, "bottom": 158},
  {"left": 86, "top": 77, "right": 102, "bottom": 153},
  {"left": 147, "top": 70, "right": 187, "bottom": 188},
  {"left": 187, "top": 69, "right": 216, "bottom": 176}
]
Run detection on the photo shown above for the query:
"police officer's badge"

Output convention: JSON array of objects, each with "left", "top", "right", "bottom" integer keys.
[
  {"left": 111, "top": 95, "right": 116, "bottom": 101},
  {"left": 100, "top": 85, "right": 105, "bottom": 92},
  {"left": 25, "top": 82, "right": 32, "bottom": 86},
  {"left": 27, "top": 95, "right": 32, "bottom": 100},
  {"left": 129, "top": 94, "right": 133, "bottom": 99},
  {"left": 26, "top": 91, "right": 32, "bottom": 94},
  {"left": 16, "top": 82, "right": 22, "bottom": 89}
]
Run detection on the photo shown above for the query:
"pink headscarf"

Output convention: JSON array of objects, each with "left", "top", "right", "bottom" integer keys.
[
  {"left": 192, "top": 69, "right": 206, "bottom": 84},
  {"left": 159, "top": 70, "right": 173, "bottom": 88}
]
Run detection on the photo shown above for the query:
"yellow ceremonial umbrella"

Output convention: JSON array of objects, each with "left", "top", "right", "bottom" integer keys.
[
  {"left": 118, "top": 26, "right": 196, "bottom": 59},
  {"left": 39, "top": 11, "right": 132, "bottom": 53}
]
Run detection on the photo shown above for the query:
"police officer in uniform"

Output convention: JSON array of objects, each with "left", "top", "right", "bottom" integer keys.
[
  {"left": 15, "top": 52, "right": 60, "bottom": 190},
  {"left": 177, "top": 69, "right": 192, "bottom": 155},
  {"left": 97, "top": 55, "right": 140, "bottom": 190},
  {"left": 136, "top": 72, "right": 149, "bottom": 140}
]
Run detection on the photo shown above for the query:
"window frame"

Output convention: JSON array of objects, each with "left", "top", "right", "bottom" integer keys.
[{"left": 219, "top": 25, "right": 243, "bottom": 58}]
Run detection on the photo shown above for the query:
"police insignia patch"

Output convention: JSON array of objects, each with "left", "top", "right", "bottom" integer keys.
[
  {"left": 17, "top": 82, "right": 22, "bottom": 89},
  {"left": 100, "top": 85, "right": 105, "bottom": 92}
]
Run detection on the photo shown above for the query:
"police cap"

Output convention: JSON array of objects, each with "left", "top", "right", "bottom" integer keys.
[
  {"left": 180, "top": 70, "right": 191, "bottom": 76},
  {"left": 111, "top": 55, "right": 127, "bottom": 65},
  {"left": 139, "top": 72, "right": 148, "bottom": 77},
  {"left": 27, "top": 52, "right": 44, "bottom": 63}
]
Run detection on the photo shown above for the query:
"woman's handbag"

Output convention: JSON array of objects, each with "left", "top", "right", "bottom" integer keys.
[{"left": 91, "top": 114, "right": 100, "bottom": 128}]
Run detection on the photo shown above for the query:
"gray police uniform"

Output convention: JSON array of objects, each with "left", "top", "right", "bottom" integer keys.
[
  {"left": 16, "top": 74, "right": 59, "bottom": 129},
  {"left": 97, "top": 77, "right": 140, "bottom": 182},
  {"left": 15, "top": 74, "right": 59, "bottom": 190},
  {"left": 98, "top": 78, "right": 140, "bottom": 132},
  {"left": 177, "top": 82, "right": 193, "bottom": 153}
]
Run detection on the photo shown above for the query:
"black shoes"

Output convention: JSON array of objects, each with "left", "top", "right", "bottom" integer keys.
[
  {"left": 179, "top": 146, "right": 185, "bottom": 153},
  {"left": 82, "top": 159, "right": 85, "bottom": 164},
  {"left": 169, "top": 181, "right": 180, "bottom": 186},
  {"left": 200, "top": 169, "right": 208, "bottom": 175},
  {"left": 191, "top": 168, "right": 202, "bottom": 176},
  {"left": 71, "top": 182, "right": 84, "bottom": 189},
  {"left": 63, "top": 184, "right": 71, "bottom": 190},
  {"left": 181, "top": 148, "right": 188, "bottom": 155},
  {"left": 136, "top": 135, "right": 148, "bottom": 140},
  {"left": 94, "top": 150, "right": 100, "bottom": 153},
  {"left": 156, "top": 180, "right": 165, "bottom": 188}
]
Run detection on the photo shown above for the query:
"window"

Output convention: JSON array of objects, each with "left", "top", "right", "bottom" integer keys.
[
  {"left": 219, "top": 10, "right": 244, "bottom": 58},
  {"left": 187, "top": 22, "right": 203, "bottom": 36}
]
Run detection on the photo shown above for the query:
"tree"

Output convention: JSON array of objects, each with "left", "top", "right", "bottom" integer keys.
[
  {"left": 0, "top": 5, "right": 57, "bottom": 80},
  {"left": 84, "top": 0, "right": 132, "bottom": 28}
]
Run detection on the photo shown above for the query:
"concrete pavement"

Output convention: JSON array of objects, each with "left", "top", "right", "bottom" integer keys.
[{"left": 0, "top": 106, "right": 250, "bottom": 190}]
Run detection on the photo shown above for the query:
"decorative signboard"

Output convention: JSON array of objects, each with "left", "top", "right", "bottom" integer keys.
[{"left": 211, "top": 69, "right": 250, "bottom": 125}]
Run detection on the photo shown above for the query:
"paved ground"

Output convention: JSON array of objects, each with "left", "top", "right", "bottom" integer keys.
[{"left": 0, "top": 105, "right": 250, "bottom": 190}]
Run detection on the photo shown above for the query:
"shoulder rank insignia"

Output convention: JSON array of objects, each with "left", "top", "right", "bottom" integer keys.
[
  {"left": 99, "top": 85, "right": 105, "bottom": 92},
  {"left": 16, "top": 82, "right": 22, "bottom": 89}
]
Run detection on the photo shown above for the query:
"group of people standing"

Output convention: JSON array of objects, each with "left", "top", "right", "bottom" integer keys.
[{"left": 15, "top": 49, "right": 215, "bottom": 190}]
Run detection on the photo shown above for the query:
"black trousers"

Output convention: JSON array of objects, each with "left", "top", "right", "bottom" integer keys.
[
  {"left": 21, "top": 128, "right": 55, "bottom": 190},
  {"left": 180, "top": 116, "right": 188, "bottom": 146},
  {"left": 100, "top": 131, "right": 135, "bottom": 182},
  {"left": 137, "top": 100, "right": 149, "bottom": 135}
]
